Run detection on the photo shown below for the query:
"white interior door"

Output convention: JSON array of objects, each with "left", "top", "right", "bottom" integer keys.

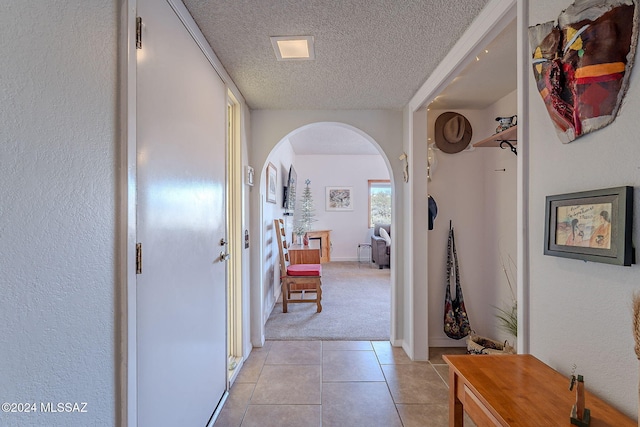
[{"left": 136, "top": 0, "right": 227, "bottom": 425}]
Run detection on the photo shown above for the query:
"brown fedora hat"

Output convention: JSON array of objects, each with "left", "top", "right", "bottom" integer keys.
[{"left": 434, "top": 112, "right": 473, "bottom": 153}]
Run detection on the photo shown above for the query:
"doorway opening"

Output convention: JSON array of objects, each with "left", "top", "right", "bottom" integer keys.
[
  {"left": 405, "top": 1, "right": 521, "bottom": 357},
  {"left": 257, "top": 122, "right": 396, "bottom": 342}
]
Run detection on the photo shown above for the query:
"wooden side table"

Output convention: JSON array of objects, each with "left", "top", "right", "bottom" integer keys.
[
  {"left": 304, "top": 230, "right": 331, "bottom": 263},
  {"left": 288, "top": 242, "right": 321, "bottom": 265},
  {"left": 443, "top": 354, "right": 635, "bottom": 427}
]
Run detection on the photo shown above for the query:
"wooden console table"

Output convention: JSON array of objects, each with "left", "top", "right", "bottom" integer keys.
[
  {"left": 294, "top": 230, "right": 331, "bottom": 262},
  {"left": 443, "top": 354, "right": 634, "bottom": 427}
]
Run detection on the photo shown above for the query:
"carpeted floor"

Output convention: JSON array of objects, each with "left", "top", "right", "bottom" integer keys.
[{"left": 265, "top": 261, "right": 391, "bottom": 341}]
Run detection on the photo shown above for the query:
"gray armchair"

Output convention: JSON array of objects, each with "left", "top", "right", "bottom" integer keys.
[{"left": 371, "top": 224, "right": 391, "bottom": 269}]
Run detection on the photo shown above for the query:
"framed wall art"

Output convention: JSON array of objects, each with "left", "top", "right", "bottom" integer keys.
[
  {"left": 266, "top": 162, "right": 277, "bottom": 204},
  {"left": 544, "top": 186, "right": 633, "bottom": 266},
  {"left": 529, "top": 0, "right": 638, "bottom": 143},
  {"left": 326, "top": 187, "right": 353, "bottom": 211}
]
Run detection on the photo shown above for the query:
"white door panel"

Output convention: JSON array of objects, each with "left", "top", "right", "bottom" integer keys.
[{"left": 136, "top": 0, "right": 227, "bottom": 425}]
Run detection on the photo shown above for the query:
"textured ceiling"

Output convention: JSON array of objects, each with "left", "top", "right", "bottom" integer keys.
[{"left": 183, "top": 0, "right": 491, "bottom": 110}]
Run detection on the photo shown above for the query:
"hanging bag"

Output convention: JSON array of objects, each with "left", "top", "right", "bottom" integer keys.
[{"left": 444, "top": 225, "right": 471, "bottom": 339}]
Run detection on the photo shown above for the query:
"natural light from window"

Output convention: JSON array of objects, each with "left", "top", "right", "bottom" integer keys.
[{"left": 368, "top": 180, "right": 391, "bottom": 228}]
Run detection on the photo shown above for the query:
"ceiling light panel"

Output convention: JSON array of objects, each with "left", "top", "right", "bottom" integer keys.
[{"left": 270, "top": 36, "right": 315, "bottom": 61}]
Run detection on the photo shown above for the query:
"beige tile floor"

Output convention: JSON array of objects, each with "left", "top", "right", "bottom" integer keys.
[{"left": 213, "top": 341, "right": 475, "bottom": 427}]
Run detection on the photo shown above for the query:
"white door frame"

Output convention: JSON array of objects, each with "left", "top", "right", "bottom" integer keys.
[
  {"left": 119, "top": 1, "right": 248, "bottom": 425},
  {"left": 227, "top": 91, "right": 244, "bottom": 381},
  {"left": 119, "top": 2, "right": 138, "bottom": 425}
]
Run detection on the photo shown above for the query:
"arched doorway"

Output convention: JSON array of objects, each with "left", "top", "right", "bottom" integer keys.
[{"left": 253, "top": 122, "right": 397, "bottom": 343}]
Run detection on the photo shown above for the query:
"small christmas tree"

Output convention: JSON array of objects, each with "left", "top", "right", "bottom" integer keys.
[{"left": 294, "top": 179, "right": 316, "bottom": 238}]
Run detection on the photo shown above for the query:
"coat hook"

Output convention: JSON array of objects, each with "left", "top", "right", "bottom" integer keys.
[{"left": 499, "top": 140, "right": 517, "bottom": 156}]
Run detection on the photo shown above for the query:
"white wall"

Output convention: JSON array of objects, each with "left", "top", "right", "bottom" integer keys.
[
  {"left": 527, "top": 1, "right": 640, "bottom": 419},
  {"left": 427, "top": 89, "right": 517, "bottom": 347},
  {"left": 0, "top": 2, "right": 118, "bottom": 426},
  {"left": 261, "top": 141, "right": 296, "bottom": 322},
  {"left": 482, "top": 151, "right": 518, "bottom": 344},
  {"left": 483, "top": 90, "right": 518, "bottom": 344},
  {"left": 295, "top": 154, "right": 390, "bottom": 261}
]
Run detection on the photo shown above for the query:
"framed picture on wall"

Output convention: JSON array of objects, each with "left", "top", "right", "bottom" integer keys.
[
  {"left": 326, "top": 187, "right": 353, "bottom": 211},
  {"left": 544, "top": 186, "right": 633, "bottom": 266},
  {"left": 266, "top": 162, "right": 277, "bottom": 203}
]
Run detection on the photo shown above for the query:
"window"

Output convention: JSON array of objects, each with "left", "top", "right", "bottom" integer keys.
[{"left": 368, "top": 180, "right": 391, "bottom": 228}]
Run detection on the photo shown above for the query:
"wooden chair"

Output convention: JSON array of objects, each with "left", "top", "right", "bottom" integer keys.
[{"left": 273, "top": 219, "right": 322, "bottom": 313}]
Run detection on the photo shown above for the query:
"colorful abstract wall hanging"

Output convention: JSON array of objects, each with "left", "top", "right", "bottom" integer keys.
[{"left": 529, "top": 0, "right": 638, "bottom": 143}]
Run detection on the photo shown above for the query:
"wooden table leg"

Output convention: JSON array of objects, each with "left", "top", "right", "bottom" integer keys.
[{"left": 449, "top": 368, "right": 463, "bottom": 427}]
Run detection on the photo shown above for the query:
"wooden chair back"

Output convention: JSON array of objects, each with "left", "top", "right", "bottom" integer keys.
[
  {"left": 273, "top": 218, "right": 322, "bottom": 313},
  {"left": 274, "top": 218, "right": 289, "bottom": 278}
]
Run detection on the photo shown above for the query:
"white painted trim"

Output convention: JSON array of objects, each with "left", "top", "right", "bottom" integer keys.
[
  {"left": 407, "top": 0, "right": 518, "bottom": 360},
  {"left": 401, "top": 340, "right": 411, "bottom": 358},
  {"left": 240, "top": 103, "right": 253, "bottom": 359},
  {"left": 516, "top": 0, "right": 530, "bottom": 354},
  {"left": 405, "top": 108, "right": 416, "bottom": 360},
  {"left": 414, "top": 109, "right": 431, "bottom": 362},
  {"left": 227, "top": 92, "right": 244, "bottom": 376},
  {"left": 251, "top": 193, "right": 266, "bottom": 347},
  {"left": 389, "top": 170, "right": 398, "bottom": 346},
  {"left": 121, "top": 1, "right": 137, "bottom": 426},
  {"left": 391, "top": 338, "right": 403, "bottom": 347}
]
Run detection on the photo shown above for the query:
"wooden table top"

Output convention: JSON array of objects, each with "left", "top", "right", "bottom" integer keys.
[
  {"left": 289, "top": 241, "right": 320, "bottom": 250},
  {"left": 443, "top": 354, "right": 635, "bottom": 427}
]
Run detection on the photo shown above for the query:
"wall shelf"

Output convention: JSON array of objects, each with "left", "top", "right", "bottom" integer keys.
[{"left": 473, "top": 125, "right": 517, "bottom": 148}]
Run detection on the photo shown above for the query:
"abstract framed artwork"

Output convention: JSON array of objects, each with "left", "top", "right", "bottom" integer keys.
[
  {"left": 544, "top": 186, "right": 633, "bottom": 266},
  {"left": 529, "top": 0, "right": 638, "bottom": 143},
  {"left": 326, "top": 187, "right": 353, "bottom": 211},
  {"left": 266, "top": 162, "right": 277, "bottom": 204}
]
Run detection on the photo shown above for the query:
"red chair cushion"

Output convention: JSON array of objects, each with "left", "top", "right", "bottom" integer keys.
[{"left": 287, "top": 264, "right": 321, "bottom": 276}]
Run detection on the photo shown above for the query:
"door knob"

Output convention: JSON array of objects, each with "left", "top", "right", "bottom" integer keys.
[
  {"left": 220, "top": 238, "right": 227, "bottom": 246},
  {"left": 219, "top": 251, "right": 230, "bottom": 262}
]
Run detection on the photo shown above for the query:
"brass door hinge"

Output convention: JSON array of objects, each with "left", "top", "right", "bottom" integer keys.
[{"left": 136, "top": 242, "right": 142, "bottom": 274}]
